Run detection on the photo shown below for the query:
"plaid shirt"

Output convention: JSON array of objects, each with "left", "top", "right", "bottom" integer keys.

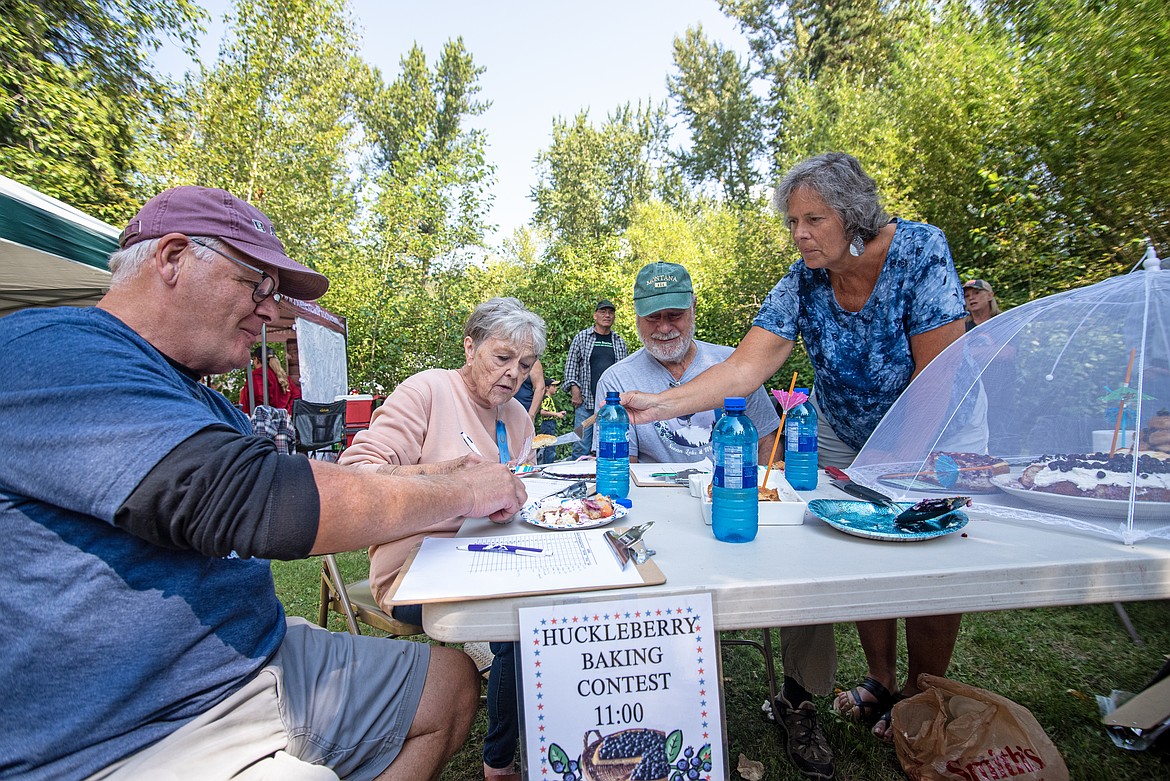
[
  {"left": 249, "top": 405, "right": 296, "bottom": 455},
  {"left": 563, "top": 327, "right": 629, "bottom": 409}
]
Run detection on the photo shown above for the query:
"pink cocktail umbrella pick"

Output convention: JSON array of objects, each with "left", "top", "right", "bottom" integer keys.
[
  {"left": 761, "top": 374, "right": 800, "bottom": 490},
  {"left": 771, "top": 388, "right": 809, "bottom": 413}
]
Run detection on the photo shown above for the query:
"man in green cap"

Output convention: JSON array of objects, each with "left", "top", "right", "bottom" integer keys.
[
  {"left": 594, "top": 261, "right": 837, "bottom": 781},
  {"left": 593, "top": 261, "right": 779, "bottom": 463}
]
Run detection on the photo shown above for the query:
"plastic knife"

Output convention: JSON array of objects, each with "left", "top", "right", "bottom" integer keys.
[{"left": 824, "top": 466, "right": 899, "bottom": 508}]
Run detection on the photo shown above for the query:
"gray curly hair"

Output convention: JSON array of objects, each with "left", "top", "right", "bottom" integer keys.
[
  {"left": 773, "top": 152, "right": 891, "bottom": 243},
  {"left": 464, "top": 297, "right": 547, "bottom": 357}
]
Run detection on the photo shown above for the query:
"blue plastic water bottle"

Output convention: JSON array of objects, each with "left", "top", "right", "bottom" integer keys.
[
  {"left": 784, "top": 388, "right": 819, "bottom": 490},
  {"left": 596, "top": 391, "right": 630, "bottom": 499},
  {"left": 712, "top": 397, "right": 758, "bottom": 543}
]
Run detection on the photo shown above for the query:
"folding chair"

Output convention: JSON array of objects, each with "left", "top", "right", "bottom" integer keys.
[
  {"left": 317, "top": 553, "right": 425, "bottom": 638},
  {"left": 292, "top": 399, "right": 346, "bottom": 460},
  {"left": 317, "top": 556, "right": 494, "bottom": 680}
]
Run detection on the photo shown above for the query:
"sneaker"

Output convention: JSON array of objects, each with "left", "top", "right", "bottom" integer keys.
[
  {"left": 772, "top": 696, "right": 835, "bottom": 780},
  {"left": 463, "top": 641, "right": 494, "bottom": 677}
]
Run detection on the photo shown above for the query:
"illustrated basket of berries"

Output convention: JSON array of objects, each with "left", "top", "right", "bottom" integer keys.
[
  {"left": 563, "top": 727, "right": 712, "bottom": 781},
  {"left": 580, "top": 728, "right": 668, "bottom": 781}
]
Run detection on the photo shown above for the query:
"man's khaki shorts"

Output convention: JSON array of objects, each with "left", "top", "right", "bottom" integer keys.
[{"left": 89, "top": 618, "right": 430, "bottom": 781}]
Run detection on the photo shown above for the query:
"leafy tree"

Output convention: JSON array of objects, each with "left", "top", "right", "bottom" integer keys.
[
  {"left": 718, "top": 0, "right": 904, "bottom": 169},
  {"left": 359, "top": 39, "right": 494, "bottom": 267},
  {"left": 340, "top": 38, "right": 495, "bottom": 390},
  {"left": 0, "top": 0, "right": 203, "bottom": 221},
  {"left": 668, "top": 25, "right": 765, "bottom": 204},
  {"left": 531, "top": 103, "right": 674, "bottom": 244},
  {"left": 138, "top": 0, "right": 365, "bottom": 274},
  {"left": 719, "top": 0, "right": 894, "bottom": 83},
  {"left": 988, "top": 0, "right": 1170, "bottom": 263}
]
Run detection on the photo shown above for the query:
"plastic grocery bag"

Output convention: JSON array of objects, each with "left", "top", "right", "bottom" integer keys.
[{"left": 892, "top": 674, "right": 1069, "bottom": 781}]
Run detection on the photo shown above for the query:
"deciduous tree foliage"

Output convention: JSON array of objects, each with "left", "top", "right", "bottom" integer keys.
[
  {"left": 1, "top": 0, "right": 203, "bottom": 222},
  {"left": 344, "top": 38, "right": 495, "bottom": 390},
  {"left": 359, "top": 39, "right": 494, "bottom": 267},
  {"left": 4, "top": 0, "right": 1165, "bottom": 400},
  {"left": 990, "top": 0, "right": 1170, "bottom": 266},
  {"left": 138, "top": 0, "right": 363, "bottom": 279},
  {"left": 531, "top": 103, "right": 675, "bottom": 244},
  {"left": 668, "top": 25, "right": 765, "bottom": 205}
]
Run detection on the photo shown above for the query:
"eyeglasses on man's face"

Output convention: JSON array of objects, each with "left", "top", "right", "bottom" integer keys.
[{"left": 189, "top": 237, "right": 281, "bottom": 304}]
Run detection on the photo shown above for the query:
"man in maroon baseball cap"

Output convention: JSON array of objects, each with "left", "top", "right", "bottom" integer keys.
[
  {"left": 119, "top": 185, "right": 329, "bottom": 301},
  {"left": 0, "top": 186, "right": 528, "bottom": 779}
]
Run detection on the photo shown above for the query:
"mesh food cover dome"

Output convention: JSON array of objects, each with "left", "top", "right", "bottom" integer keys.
[{"left": 848, "top": 245, "right": 1169, "bottom": 544}]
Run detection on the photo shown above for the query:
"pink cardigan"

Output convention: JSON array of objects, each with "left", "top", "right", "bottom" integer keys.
[{"left": 339, "top": 369, "right": 535, "bottom": 607}]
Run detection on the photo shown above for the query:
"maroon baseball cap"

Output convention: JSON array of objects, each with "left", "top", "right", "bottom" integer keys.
[{"left": 119, "top": 186, "right": 329, "bottom": 301}]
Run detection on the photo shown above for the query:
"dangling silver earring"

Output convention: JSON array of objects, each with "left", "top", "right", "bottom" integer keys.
[{"left": 849, "top": 234, "right": 865, "bottom": 257}]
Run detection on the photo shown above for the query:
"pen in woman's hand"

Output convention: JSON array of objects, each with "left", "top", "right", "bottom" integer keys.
[{"left": 460, "top": 431, "right": 482, "bottom": 456}]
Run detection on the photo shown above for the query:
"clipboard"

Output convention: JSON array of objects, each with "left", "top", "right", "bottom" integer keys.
[
  {"left": 383, "top": 528, "right": 665, "bottom": 605},
  {"left": 629, "top": 462, "right": 711, "bottom": 487}
]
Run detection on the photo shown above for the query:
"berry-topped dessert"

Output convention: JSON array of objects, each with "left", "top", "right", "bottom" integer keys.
[
  {"left": 1018, "top": 451, "right": 1170, "bottom": 501},
  {"left": 925, "top": 451, "right": 1010, "bottom": 491}
]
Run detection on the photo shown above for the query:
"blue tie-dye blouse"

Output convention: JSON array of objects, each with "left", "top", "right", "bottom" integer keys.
[{"left": 753, "top": 218, "right": 966, "bottom": 450}]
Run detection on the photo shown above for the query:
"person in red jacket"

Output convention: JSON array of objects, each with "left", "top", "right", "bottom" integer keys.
[{"left": 239, "top": 347, "right": 284, "bottom": 412}]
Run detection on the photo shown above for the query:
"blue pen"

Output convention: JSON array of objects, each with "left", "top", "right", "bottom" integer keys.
[
  {"left": 459, "top": 431, "right": 482, "bottom": 456},
  {"left": 456, "top": 543, "right": 549, "bottom": 557}
]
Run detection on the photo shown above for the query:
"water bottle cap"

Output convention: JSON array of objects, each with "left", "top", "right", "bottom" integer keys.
[
  {"left": 614, "top": 498, "right": 633, "bottom": 509},
  {"left": 605, "top": 391, "right": 621, "bottom": 403},
  {"left": 723, "top": 396, "right": 746, "bottom": 412}
]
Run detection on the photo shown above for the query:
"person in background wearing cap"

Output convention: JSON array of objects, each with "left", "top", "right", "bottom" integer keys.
[
  {"left": 563, "top": 299, "right": 629, "bottom": 458},
  {"left": 0, "top": 186, "right": 526, "bottom": 780},
  {"left": 595, "top": 262, "right": 837, "bottom": 779},
  {"left": 962, "top": 278, "right": 1000, "bottom": 330},
  {"left": 538, "top": 376, "right": 566, "bottom": 465}
]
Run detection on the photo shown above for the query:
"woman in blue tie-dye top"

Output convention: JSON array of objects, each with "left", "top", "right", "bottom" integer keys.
[{"left": 621, "top": 152, "right": 968, "bottom": 754}]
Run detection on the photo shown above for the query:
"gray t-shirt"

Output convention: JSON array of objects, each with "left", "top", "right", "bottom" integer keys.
[{"left": 594, "top": 340, "right": 780, "bottom": 463}]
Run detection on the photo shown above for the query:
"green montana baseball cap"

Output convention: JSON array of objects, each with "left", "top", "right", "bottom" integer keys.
[{"left": 633, "top": 262, "right": 694, "bottom": 316}]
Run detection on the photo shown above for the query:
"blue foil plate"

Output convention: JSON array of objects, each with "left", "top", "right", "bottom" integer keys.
[{"left": 807, "top": 499, "right": 968, "bottom": 542}]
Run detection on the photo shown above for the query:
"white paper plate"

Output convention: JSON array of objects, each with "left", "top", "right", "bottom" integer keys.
[
  {"left": 540, "top": 461, "right": 597, "bottom": 480},
  {"left": 990, "top": 474, "right": 1170, "bottom": 521},
  {"left": 520, "top": 498, "right": 627, "bottom": 530}
]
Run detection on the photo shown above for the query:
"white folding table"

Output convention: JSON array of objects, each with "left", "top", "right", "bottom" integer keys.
[{"left": 425, "top": 473, "right": 1170, "bottom": 642}]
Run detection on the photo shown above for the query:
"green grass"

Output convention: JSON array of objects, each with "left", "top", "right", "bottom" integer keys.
[{"left": 274, "top": 553, "right": 1170, "bottom": 780}]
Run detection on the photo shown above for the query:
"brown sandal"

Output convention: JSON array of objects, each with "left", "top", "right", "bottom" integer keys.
[{"left": 834, "top": 676, "right": 896, "bottom": 727}]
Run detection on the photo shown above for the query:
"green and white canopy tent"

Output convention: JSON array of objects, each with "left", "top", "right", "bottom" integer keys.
[
  {"left": 0, "top": 174, "right": 118, "bottom": 316},
  {"left": 0, "top": 174, "right": 349, "bottom": 402}
]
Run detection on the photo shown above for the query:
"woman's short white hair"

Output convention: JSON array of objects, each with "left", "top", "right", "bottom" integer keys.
[
  {"left": 464, "top": 297, "right": 547, "bottom": 357},
  {"left": 107, "top": 236, "right": 225, "bottom": 285}
]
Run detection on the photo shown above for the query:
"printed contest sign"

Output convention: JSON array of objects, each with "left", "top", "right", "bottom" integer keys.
[{"left": 518, "top": 592, "right": 725, "bottom": 781}]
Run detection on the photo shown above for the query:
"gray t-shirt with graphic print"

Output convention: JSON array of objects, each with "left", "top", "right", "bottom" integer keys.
[{"left": 594, "top": 340, "right": 780, "bottom": 463}]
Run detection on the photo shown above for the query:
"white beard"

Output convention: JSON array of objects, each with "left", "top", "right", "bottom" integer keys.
[{"left": 644, "top": 322, "right": 696, "bottom": 364}]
